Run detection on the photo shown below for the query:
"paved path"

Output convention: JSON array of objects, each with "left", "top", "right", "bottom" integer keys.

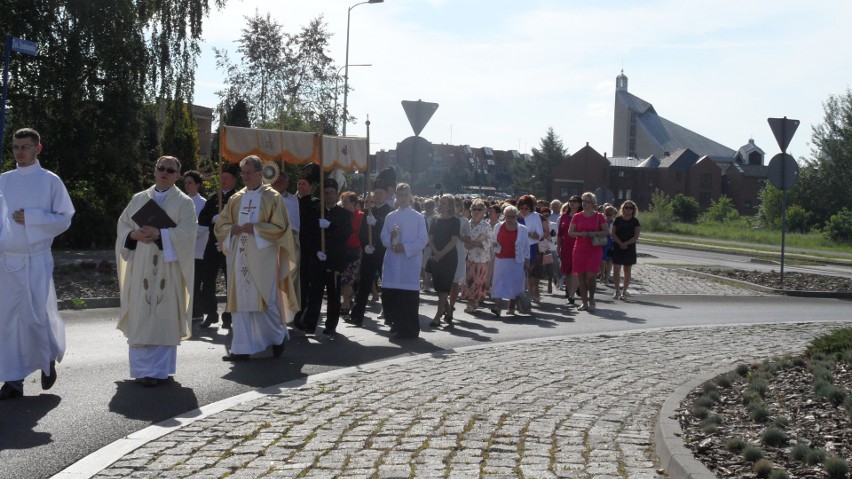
[{"left": 78, "top": 320, "right": 843, "bottom": 479}]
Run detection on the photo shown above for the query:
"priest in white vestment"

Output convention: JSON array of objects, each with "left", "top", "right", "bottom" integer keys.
[
  {"left": 215, "top": 155, "right": 297, "bottom": 361},
  {"left": 116, "top": 156, "right": 196, "bottom": 387},
  {"left": 0, "top": 128, "right": 75, "bottom": 400}
]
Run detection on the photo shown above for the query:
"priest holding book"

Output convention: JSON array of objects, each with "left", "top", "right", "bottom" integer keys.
[{"left": 116, "top": 156, "right": 197, "bottom": 387}]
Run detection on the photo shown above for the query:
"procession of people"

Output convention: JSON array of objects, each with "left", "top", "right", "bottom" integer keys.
[{"left": 0, "top": 128, "right": 641, "bottom": 398}]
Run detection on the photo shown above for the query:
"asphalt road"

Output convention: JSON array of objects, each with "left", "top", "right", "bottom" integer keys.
[{"left": 1, "top": 246, "right": 850, "bottom": 479}]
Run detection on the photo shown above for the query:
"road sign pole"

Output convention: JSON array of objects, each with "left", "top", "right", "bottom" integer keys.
[
  {"left": 1, "top": 36, "right": 13, "bottom": 157},
  {"left": 779, "top": 119, "right": 786, "bottom": 284}
]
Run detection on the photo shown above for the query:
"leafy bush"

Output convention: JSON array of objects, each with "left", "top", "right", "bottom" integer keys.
[
  {"left": 700, "top": 195, "right": 740, "bottom": 224},
  {"left": 824, "top": 208, "right": 852, "bottom": 242},
  {"left": 672, "top": 193, "right": 699, "bottom": 223},
  {"left": 644, "top": 189, "right": 674, "bottom": 231},
  {"left": 748, "top": 403, "right": 771, "bottom": 423},
  {"left": 768, "top": 469, "right": 790, "bottom": 479},
  {"left": 786, "top": 204, "right": 814, "bottom": 233},
  {"left": 736, "top": 364, "right": 750, "bottom": 376},
  {"left": 791, "top": 442, "right": 810, "bottom": 461},
  {"left": 807, "top": 328, "right": 852, "bottom": 357},
  {"left": 806, "top": 447, "right": 827, "bottom": 465}
]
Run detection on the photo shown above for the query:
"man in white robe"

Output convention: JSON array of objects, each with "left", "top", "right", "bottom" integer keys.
[
  {"left": 116, "top": 156, "right": 196, "bottom": 387},
  {"left": 0, "top": 128, "right": 75, "bottom": 400},
  {"left": 215, "top": 155, "right": 297, "bottom": 361},
  {"left": 380, "top": 183, "right": 428, "bottom": 339}
]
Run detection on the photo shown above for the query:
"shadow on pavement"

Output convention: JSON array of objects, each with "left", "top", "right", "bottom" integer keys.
[
  {"left": 0, "top": 394, "right": 61, "bottom": 450},
  {"left": 109, "top": 380, "right": 199, "bottom": 422}
]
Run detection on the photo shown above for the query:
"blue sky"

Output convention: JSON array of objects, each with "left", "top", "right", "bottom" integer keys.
[{"left": 195, "top": 0, "right": 851, "bottom": 162}]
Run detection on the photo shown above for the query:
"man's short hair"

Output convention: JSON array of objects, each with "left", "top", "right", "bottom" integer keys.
[
  {"left": 13, "top": 128, "right": 40, "bottom": 145},
  {"left": 240, "top": 155, "right": 262, "bottom": 172},
  {"left": 156, "top": 155, "right": 182, "bottom": 171}
]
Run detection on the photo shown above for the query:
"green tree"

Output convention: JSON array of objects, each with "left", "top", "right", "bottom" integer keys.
[
  {"left": 0, "top": 0, "right": 225, "bottom": 247},
  {"left": 215, "top": 14, "right": 338, "bottom": 132},
  {"left": 161, "top": 101, "right": 200, "bottom": 171},
  {"left": 527, "top": 127, "right": 567, "bottom": 200},
  {"left": 801, "top": 89, "right": 852, "bottom": 226},
  {"left": 644, "top": 189, "right": 674, "bottom": 231}
]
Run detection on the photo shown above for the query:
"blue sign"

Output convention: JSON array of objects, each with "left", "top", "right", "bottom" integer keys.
[{"left": 11, "top": 37, "right": 38, "bottom": 56}]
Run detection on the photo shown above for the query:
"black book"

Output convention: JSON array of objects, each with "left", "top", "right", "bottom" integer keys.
[{"left": 131, "top": 198, "right": 177, "bottom": 229}]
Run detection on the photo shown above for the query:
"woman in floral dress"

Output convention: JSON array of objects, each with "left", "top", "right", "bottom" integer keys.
[{"left": 462, "top": 199, "right": 493, "bottom": 313}]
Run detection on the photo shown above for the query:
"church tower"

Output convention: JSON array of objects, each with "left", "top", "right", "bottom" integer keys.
[{"left": 616, "top": 69, "right": 628, "bottom": 92}]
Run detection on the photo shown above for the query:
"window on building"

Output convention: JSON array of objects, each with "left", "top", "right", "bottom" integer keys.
[{"left": 701, "top": 173, "right": 712, "bottom": 188}]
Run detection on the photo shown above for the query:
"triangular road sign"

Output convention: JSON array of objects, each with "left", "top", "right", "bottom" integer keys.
[
  {"left": 767, "top": 117, "right": 800, "bottom": 152},
  {"left": 401, "top": 100, "right": 439, "bottom": 137}
]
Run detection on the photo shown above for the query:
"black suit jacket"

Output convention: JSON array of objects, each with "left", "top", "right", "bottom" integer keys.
[
  {"left": 322, "top": 204, "right": 353, "bottom": 272},
  {"left": 198, "top": 189, "right": 236, "bottom": 259},
  {"left": 358, "top": 203, "right": 392, "bottom": 260},
  {"left": 298, "top": 194, "right": 321, "bottom": 255}
]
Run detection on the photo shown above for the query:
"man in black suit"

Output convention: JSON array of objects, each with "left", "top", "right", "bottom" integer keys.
[
  {"left": 345, "top": 182, "right": 392, "bottom": 327},
  {"left": 198, "top": 163, "right": 239, "bottom": 329},
  {"left": 294, "top": 166, "right": 320, "bottom": 326},
  {"left": 299, "top": 178, "right": 352, "bottom": 335}
]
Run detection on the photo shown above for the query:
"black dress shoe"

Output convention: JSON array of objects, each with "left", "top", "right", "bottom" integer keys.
[
  {"left": 221, "top": 321, "right": 232, "bottom": 330},
  {"left": 200, "top": 314, "right": 219, "bottom": 328},
  {"left": 343, "top": 317, "right": 362, "bottom": 327},
  {"left": 41, "top": 360, "right": 57, "bottom": 390},
  {"left": 222, "top": 353, "right": 250, "bottom": 362},
  {"left": 272, "top": 339, "right": 286, "bottom": 358},
  {"left": 135, "top": 377, "right": 159, "bottom": 387},
  {"left": 322, "top": 328, "right": 338, "bottom": 336},
  {"left": 0, "top": 383, "right": 23, "bottom": 400}
]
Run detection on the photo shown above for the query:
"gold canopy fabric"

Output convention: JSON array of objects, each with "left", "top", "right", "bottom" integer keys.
[{"left": 220, "top": 125, "right": 367, "bottom": 172}]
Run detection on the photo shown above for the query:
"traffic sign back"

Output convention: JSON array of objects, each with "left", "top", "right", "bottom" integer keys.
[
  {"left": 767, "top": 117, "right": 799, "bottom": 153},
  {"left": 767, "top": 153, "right": 799, "bottom": 191},
  {"left": 401, "top": 100, "right": 438, "bottom": 136}
]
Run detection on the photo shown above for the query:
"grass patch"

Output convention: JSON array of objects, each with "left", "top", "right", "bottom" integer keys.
[{"left": 642, "top": 224, "right": 852, "bottom": 254}]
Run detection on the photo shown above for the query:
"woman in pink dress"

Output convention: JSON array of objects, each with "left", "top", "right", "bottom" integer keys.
[
  {"left": 568, "top": 192, "right": 609, "bottom": 312},
  {"left": 557, "top": 195, "right": 581, "bottom": 306}
]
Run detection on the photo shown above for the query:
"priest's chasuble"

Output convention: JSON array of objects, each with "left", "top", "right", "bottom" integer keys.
[
  {"left": 116, "top": 186, "right": 196, "bottom": 346},
  {"left": 0, "top": 162, "right": 74, "bottom": 382},
  {"left": 214, "top": 185, "right": 298, "bottom": 316}
]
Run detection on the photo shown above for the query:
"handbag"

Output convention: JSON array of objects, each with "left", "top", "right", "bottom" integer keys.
[
  {"left": 515, "top": 269, "right": 532, "bottom": 314},
  {"left": 541, "top": 252, "right": 554, "bottom": 265},
  {"left": 592, "top": 235, "right": 608, "bottom": 247}
]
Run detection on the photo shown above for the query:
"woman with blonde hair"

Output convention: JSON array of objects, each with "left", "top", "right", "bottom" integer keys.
[
  {"left": 426, "top": 194, "right": 460, "bottom": 328},
  {"left": 567, "top": 192, "right": 608, "bottom": 312},
  {"left": 611, "top": 200, "right": 641, "bottom": 300}
]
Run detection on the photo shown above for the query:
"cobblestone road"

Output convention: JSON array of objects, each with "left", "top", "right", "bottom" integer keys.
[{"left": 93, "top": 321, "right": 842, "bottom": 479}]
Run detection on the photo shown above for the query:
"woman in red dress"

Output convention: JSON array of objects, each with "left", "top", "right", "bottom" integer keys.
[
  {"left": 567, "top": 192, "right": 609, "bottom": 312},
  {"left": 557, "top": 195, "right": 581, "bottom": 306}
]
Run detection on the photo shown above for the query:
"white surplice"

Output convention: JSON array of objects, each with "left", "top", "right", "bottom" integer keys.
[
  {"left": 380, "top": 207, "right": 428, "bottom": 291},
  {"left": 0, "top": 162, "right": 74, "bottom": 382},
  {"left": 224, "top": 189, "right": 287, "bottom": 355}
]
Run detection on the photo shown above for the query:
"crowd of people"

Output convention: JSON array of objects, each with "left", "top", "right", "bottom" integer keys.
[{"left": 0, "top": 130, "right": 641, "bottom": 397}]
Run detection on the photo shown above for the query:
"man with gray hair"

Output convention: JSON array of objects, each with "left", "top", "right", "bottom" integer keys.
[{"left": 215, "top": 156, "right": 298, "bottom": 361}]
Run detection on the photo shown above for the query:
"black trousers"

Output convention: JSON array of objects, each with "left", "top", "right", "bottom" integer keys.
[
  {"left": 382, "top": 288, "right": 420, "bottom": 338},
  {"left": 349, "top": 255, "right": 382, "bottom": 323},
  {"left": 198, "top": 251, "right": 227, "bottom": 318},
  {"left": 304, "top": 262, "right": 341, "bottom": 332},
  {"left": 192, "top": 259, "right": 204, "bottom": 316},
  {"left": 296, "top": 250, "right": 314, "bottom": 321}
]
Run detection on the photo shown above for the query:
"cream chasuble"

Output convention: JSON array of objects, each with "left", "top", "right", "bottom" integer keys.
[{"left": 116, "top": 186, "right": 196, "bottom": 347}]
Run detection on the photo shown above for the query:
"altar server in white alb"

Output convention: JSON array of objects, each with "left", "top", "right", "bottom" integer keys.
[
  {"left": 380, "top": 183, "right": 428, "bottom": 339},
  {"left": 116, "top": 156, "right": 197, "bottom": 387},
  {"left": 0, "top": 128, "right": 75, "bottom": 401},
  {"left": 215, "top": 155, "right": 298, "bottom": 361}
]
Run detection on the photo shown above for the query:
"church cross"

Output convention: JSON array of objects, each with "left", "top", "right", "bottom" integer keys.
[{"left": 240, "top": 199, "right": 257, "bottom": 218}]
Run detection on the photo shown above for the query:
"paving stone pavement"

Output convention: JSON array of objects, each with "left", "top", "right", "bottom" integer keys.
[{"left": 90, "top": 321, "right": 844, "bottom": 479}]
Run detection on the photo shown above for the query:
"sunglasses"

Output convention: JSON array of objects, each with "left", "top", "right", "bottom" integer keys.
[{"left": 156, "top": 166, "right": 178, "bottom": 174}]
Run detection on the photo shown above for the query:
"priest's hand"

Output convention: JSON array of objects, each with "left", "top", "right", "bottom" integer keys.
[
  {"left": 133, "top": 226, "right": 160, "bottom": 244},
  {"left": 230, "top": 224, "right": 243, "bottom": 235},
  {"left": 364, "top": 245, "right": 375, "bottom": 255},
  {"left": 12, "top": 208, "right": 25, "bottom": 225},
  {"left": 241, "top": 223, "right": 254, "bottom": 235}
]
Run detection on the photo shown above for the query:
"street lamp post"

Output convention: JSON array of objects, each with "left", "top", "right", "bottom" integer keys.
[
  {"left": 342, "top": 0, "right": 383, "bottom": 137},
  {"left": 335, "top": 63, "right": 370, "bottom": 135}
]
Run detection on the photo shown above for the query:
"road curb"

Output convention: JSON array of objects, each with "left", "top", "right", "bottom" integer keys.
[{"left": 672, "top": 266, "right": 852, "bottom": 299}]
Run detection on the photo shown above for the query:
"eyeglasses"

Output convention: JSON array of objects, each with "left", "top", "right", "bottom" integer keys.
[
  {"left": 12, "top": 144, "right": 36, "bottom": 152},
  {"left": 156, "top": 166, "right": 178, "bottom": 174},
  {"left": 240, "top": 170, "right": 259, "bottom": 176}
]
